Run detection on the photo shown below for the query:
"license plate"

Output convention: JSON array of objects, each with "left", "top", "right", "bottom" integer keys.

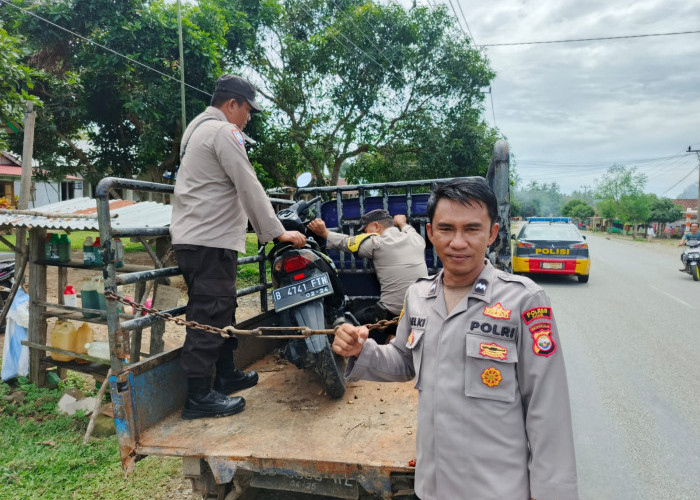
[
  {"left": 541, "top": 262, "right": 564, "bottom": 270},
  {"left": 272, "top": 273, "right": 333, "bottom": 312}
]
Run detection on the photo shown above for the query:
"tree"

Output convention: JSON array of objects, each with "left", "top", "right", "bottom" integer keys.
[
  {"left": 3, "top": 0, "right": 258, "bottom": 183},
  {"left": 594, "top": 164, "right": 647, "bottom": 222},
  {"left": 618, "top": 193, "right": 652, "bottom": 238},
  {"left": 246, "top": 1, "right": 497, "bottom": 185},
  {"left": 562, "top": 199, "right": 588, "bottom": 217},
  {"left": 649, "top": 196, "right": 683, "bottom": 234},
  {"left": 0, "top": 22, "right": 38, "bottom": 151}
]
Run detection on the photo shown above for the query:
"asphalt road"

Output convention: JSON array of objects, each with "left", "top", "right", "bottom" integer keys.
[{"left": 537, "top": 232, "right": 700, "bottom": 499}]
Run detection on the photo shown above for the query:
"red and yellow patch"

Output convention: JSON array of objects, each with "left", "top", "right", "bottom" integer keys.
[
  {"left": 407, "top": 331, "right": 415, "bottom": 347},
  {"left": 522, "top": 306, "right": 552, "bottom": 324},
  {"left": 483, "top": 302, "right": 511, "bottom": 320},
  {"left": 529, "top": 322, "right": 552, "bottom": 334},
  {"left": 531, "top": 330, "right": 556, "bottom": 357},
  {"left": 481, "top": 367, "right": 502, "bottom": 387},
  {"left": 479, "top": 342, "right": 508, "bottom": 360}
]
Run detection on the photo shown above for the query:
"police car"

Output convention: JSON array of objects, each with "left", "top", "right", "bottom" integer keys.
[{"left": 512, "top": 217, "right": 591, "bottom": 283}]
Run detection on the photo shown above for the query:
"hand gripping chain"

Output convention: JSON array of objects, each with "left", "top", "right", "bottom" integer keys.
[{"left": 105, "top": 291, "right": 398, "bottom": 340}]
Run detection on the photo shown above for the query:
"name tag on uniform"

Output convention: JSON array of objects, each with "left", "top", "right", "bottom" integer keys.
[{"left": 407, "top": 316, "right": 427, "bottom": 348}]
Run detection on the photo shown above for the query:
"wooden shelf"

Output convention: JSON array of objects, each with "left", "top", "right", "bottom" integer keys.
[
  {"left": 35, "top": 259, "right": 155, "bottom": 273},
  {"left": 39, "top": 356, "right": 110, "bottom": 378}
]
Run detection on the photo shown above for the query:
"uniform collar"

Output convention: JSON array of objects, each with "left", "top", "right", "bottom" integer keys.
[
  {"left": 424, "top": 260, "right": 495, "bottom": 298},
  {"left": 204, "top": 106, "right": 229, "bottom": 124},
  {"left": 466, "top": 260, "right": 496, "bottom": 304}
]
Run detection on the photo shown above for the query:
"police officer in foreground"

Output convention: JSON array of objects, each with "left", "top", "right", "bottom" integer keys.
[
  {"left": 308, "top": 209, "right": 427, "bottom": 343},
  {"left": 171, "top": 75, "right": 306, "bottom": 420},
  {"left": 333, "top": 178, "right": 578, "bottom": 500}
]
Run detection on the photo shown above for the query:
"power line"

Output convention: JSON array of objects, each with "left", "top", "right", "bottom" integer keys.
[
  {"left": 0, "top": 0, "right": 212, "bottom": 97},
  {"left": 454, "top": 0, "right": 476, "bottom": 43},
  {"left": 479, "top": 29, "right": 700, "bottom": 48}
]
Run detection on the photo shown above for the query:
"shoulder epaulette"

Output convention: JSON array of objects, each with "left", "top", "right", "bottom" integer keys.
[{"left": 346, "top": 233, "right": 377, "bottom": 253}]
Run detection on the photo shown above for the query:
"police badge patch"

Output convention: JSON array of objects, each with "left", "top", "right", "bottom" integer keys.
[
  {"left": 232, "top": 129, "right": 245, "bottom": 145},
  {"left": 531, "top": 329, "right": 556, "bottom": 357}
]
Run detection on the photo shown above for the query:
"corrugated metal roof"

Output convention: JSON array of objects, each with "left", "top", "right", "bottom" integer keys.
[{"left": 0, "top": 197, "right": 171, "bottom": 231}]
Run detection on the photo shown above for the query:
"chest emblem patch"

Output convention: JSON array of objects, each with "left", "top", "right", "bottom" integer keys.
[
  {"left": 232, "top": 129, "right": 245, "bottom": 145},
  {"left": 481, "top": 367, "right": 502, "bottom": 387},
  {"left": 483, "top": 302, "right": 511, "bottom": 320},
  {"left": 531, "top": 330, "right": 557, "bottom": 357},
  {"left": 522, "top": 307, "right": 552, "bottom": 324},
  {"left": 407, "top": 331, "right": 415, "bottom": 347},
  {"left": 479, "top": 342, "right": 508, "bottom": 360}
]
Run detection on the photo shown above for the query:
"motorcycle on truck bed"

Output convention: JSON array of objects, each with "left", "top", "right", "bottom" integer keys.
[{"left": 96, "top": 141, "right": 511, "bottom": 499}]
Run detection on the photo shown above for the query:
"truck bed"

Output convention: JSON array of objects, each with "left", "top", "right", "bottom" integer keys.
[{"left": 118, "top": 349, "right": 417, "bottom": 497}]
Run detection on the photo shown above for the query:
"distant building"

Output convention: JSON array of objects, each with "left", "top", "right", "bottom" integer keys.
[{"left": 0, "top": 151, "right": 83, "bottom": 208}]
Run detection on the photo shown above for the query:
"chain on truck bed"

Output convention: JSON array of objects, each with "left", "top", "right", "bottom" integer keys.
[{"left": 105, "top": 291, "right": 398, "bottom": 339}]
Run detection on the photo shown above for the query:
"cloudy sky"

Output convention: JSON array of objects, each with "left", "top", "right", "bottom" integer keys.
[{"left": 435, "top": 0, "right": 700, "bottom": 197}]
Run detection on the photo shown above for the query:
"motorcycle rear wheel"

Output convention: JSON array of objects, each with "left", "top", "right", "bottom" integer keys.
[
  {"left": 691, "top": 263, "right": 699, "bottom": 282},
  {"left": 313, "top": 338, "right": 346, "bottom": 399}
]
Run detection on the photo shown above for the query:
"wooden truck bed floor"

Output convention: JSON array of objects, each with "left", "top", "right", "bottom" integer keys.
[{"left": 136, "top": 353, "right": 418, "bottom": 479}]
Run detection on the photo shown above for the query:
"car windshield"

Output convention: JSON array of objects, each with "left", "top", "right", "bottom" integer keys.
[{"left": 520, "top": 224, "right": 582, "bottom": 241}]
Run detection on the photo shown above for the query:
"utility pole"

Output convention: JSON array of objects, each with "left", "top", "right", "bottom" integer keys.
[
  {"left": 688, "top": 146, "right": 700, "bottom": 225},
  {"left": 18, "top": 101, "right": 35, "bottom": 258}
]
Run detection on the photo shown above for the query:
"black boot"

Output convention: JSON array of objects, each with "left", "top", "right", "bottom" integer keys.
[
  {"left": 182, "top": 376, "right": 245, "bottom": 420},
  {"left": 214, "top": 353, "right": 259, "bottom": 394}
]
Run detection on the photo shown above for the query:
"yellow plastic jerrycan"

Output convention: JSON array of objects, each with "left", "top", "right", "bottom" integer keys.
[
  {"left": 50, "top": 319, "right": 77, "bottom": 362},
  {"left": 73, "top": 322, "right": 94, "bottom": 364}
]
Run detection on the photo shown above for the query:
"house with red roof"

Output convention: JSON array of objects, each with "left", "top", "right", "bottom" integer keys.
[{"left": 0, "top": 151, "right": 83, "bottom": 208}]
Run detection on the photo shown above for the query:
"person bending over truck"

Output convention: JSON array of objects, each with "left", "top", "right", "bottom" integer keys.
[
  {"left": 170, "top": 75, "right": 306, "bottom": 420},
  {"left": 332, "top": 178, "right": 579, "bottom": 500},
  {"left": 308, "top": 209, "right": 427, "bottom": 343}
]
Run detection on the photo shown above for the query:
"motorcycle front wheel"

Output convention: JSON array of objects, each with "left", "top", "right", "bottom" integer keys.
[{"left": 691, "top": 262, "right": 699, "bottom": 282}]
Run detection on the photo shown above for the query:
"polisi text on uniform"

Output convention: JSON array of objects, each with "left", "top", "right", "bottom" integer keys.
[
  {"left": 410, "top": 317, "right": 426, "bottom": 328},
  {"left": 470, "top": 321, "right": 516, "bottom": 338}
]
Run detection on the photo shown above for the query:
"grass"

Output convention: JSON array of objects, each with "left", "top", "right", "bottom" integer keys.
[{"left": 0, "top": 376, "right": 185, "bottom": 500}]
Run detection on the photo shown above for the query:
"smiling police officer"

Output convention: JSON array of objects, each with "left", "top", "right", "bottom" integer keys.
[{"left": 333, "top": 178, "right": 578, "bottom": 500}]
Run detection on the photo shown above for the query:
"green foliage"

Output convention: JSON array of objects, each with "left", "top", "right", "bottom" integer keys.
[
  {"left": 562, "top": 199, "right": 595, "bottom": 220},
  {"left": 593, "top": 164, "right": 648, "bottom": 223},
  {"left": 249, "top": 1, "right": 498, "bottom": 185},
  {"left": 0, "top": 377, "right": 183, "bottom": 499},
  {"left": 649, "top": 196, "right": 683, "bottom": 224},
  {"left": 0, "top": 21, "right": 40, "bottom": 151},
  {"left": 3, "top": 0, "right": 258, "bottom": 183}
]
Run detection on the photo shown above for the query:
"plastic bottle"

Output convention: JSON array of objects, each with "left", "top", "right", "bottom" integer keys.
[
  {"left": 80, "top": 276, "right": 106, "bottom": 318},
  {"left": 73, "top": 323, "right": 94, "bottom": 364},
  {"left": 43, "top": 234, "right": 52, "bottom": 260},
  {"left": 58, "top": 234, "right": 71, "bottom": 262},
  {"left": 63, "top": 285, "right": 77, "bottom": 307},
  {"left": 114, "top": 238, "right": 124, "bottom": 268},
  {"left": 49, "top": 233, "right": 60, "bottom": 261},
  {"left": 92, "top": 237, "right": 103, "bottom": 266},
  {"left": 50, "top": 320, "right": 77, "bottom": 362},
  {"left": 83, "top": 236, "right": 95, "bottom": 266},
  {"left": 85, "top": 342, "right": 110, "bottom": 361}
]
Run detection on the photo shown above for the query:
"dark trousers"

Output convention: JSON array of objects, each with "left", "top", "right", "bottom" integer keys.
[
  {"left": 354, "top": 302, "right": 398, "bottom": 345},
  {"left": 174, "top": 245, "right": 238, "bottom": 378}
]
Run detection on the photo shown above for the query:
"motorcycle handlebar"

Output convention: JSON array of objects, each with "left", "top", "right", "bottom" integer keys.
[{"left": 295, "top": 196, "right": 322, "bottom": 215}]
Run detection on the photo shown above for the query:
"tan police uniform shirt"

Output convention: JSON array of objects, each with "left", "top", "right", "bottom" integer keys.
[
  {"left": 346, "top": 260, "right": 579, "bottom": 500},
  {"left": 170, "top": 107, "right": 284, "bottom": 252},
  {"left": 325, "top": 226, "right": 428, "bottom": 314}
]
